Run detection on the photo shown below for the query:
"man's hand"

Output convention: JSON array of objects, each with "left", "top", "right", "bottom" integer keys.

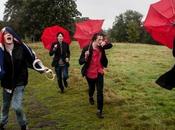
[
  {"left": 65, "top": 58, "right": 69, "bottom": 62},
  {"left": 85, "top": 51, "right": 89, "bottom": 60},
  {"left": 100, "top": 41, "right": 107, "bottom": 47},
  {"left": 53, "top": 44, "right": 58, "bottom": 51}
]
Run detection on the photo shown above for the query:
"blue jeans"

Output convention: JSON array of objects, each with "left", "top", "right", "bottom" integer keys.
[
  {"left": 0, "top": 86, "right": 27, "bottom": 126},
  {"left": 55, "top": 64, "right": 69, "bottom": 91}
]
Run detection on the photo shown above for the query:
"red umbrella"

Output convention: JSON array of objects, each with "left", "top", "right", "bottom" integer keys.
[
  {"left": 74, "top": 19, "right": 104, "bottom": 48},
  {"left": 144, "top": 0, "right": 175, "bottom": 49},
  {"left": 41, "top": 25, "right": 71, "bottom": 50}
]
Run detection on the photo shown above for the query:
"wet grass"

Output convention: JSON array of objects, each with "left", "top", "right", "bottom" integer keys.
[{"left": 1, "top": 42, "right": 175, "bottom": 130}]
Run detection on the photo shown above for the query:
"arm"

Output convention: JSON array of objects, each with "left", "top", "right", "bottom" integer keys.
[
  {"left": 101, "top": 42, "right": 113, "bottom": 49},
  {"left": 79, "top": 47, "right": 88, "bottom": 65},
  {"left": 66, "top": 44, "right": 70, "bottom": 59},
  {"left": 49, "top": 42, "right": 57, "bottom": 56},
  {"left": 65, "top": 44, "right": 70, "bottom": 63},
  {"left": 22, "top": 43, "right": 47, "bottom": 73},
  {"left": 22, "top": 43, "right": 36, "bottom": 66}
]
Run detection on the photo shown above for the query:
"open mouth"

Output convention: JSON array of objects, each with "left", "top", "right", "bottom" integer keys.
[{"left": 7, "top": 37, "right": 12, "bottom": 40}]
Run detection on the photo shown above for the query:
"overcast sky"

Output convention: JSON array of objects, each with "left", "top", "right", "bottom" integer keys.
[{"left": 0, "top": 0, "right": 159, "bottom": 29}]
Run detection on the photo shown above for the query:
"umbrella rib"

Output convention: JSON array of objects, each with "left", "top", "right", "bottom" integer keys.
[
  {"left": 152, "top": 5, "right": 175, "bottom": 25},
  {"left": 152, "top": 5, "right": 168, "bottom": 19},
  {"left": 171, "top": 0, "right": 175, "bottom": 17},
  {"left": 146, "top": 24, "right": 173, "bottom": 27}
]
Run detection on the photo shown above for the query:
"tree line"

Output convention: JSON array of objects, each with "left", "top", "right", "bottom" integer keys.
[
  {"left": 0, "top": 0, "right": 156, "bottom": 44},
  {"left": 108, "top": 10, "right": 156, "bottom": 44}
]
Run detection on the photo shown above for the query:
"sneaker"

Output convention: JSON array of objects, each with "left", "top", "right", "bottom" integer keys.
[
  {"left": 21, "top": 125, "right": 28, "bottom": 130},
  {"left": 96, "top": 111, "right": 104, "bottom": 119},
  {"left": 89, "top": 97, "right": 94, "bottom": 105},
  {"left": 60, "top": 89, "right": 64, "bottom": 93},
  {"left": 0, "top": 124, "right": 5, "bottom": 130}
]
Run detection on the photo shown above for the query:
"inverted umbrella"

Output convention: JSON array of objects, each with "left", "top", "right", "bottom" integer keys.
[
  {"left": 41, "top": 25, "right": 71, "bottom": 50},
  {"left": 144, "top": 0, "right": 175, "bottom": 48},
  {"left": 74, "top": 19, "right": 104, "bottom": 48}
]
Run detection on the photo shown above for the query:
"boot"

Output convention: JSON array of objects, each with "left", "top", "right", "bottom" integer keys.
[
  {"left": 0, "top": 123, "right": 5, "bottom": 130},
  {"left": 21, "top": 125, "right": 28, "bottom": 130},
  {"left": 89, "top": 97, "right": 94, "bottom": 105},
  {"left": 96, "top": 110, "right": 104, "bottom": 119}
]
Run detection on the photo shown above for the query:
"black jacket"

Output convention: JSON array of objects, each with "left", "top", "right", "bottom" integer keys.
[
  {"left": 173, "top": 39, "right": 175, "bottom": 57},
  {"left": 49, "top": 41, "right": 70, "bottom": 67},
  {"left": 79, "top": 43, "right": 112, "bottom": 76},
  {"left": 1, "top": 43, "right": 37, "bottom": 89}
]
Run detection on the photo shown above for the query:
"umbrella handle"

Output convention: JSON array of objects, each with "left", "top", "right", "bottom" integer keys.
[
  {"left": 33, "top": 59, "right": 46, "bottom": 71},
  {"left": 33, "top": 59, "right": 56, "bottom": 80},
  {"left": 88, "top": 42, "right": 92, "bottom": 51},
  {"left": 44, "top": 68, "right": 56, "bottom": 80}
]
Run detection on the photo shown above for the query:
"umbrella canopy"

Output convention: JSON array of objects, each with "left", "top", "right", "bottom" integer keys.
[
  {"left": 74, "top": 19, "right": 104, "bottom": 48},
  {"left": 144, "top": 0, "right": 175, "bottom": 48},
  {"left": 41, "top": 25, "right": 71, "bottom": 50}
]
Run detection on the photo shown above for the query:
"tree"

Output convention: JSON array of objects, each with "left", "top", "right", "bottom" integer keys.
[
  {"left": 140, "top": 25, "right": 157, "bottom": 44},
  {"left": 110, "top": 10, "right": 143, "bottom": 43},
  {"left": 127, "top": 21, "right": 140, "bottom": 43},
  {"left": 3, "top": 0, "right": 81, "bottom": 41},
  {"left": 110, "top": 14, "right": 127, "bottom": 42},
  {"left": 0, "top": 21, "right": 5, "bottom": 30}
]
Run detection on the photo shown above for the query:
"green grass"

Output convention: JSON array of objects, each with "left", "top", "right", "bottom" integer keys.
[{"left": 1, "top": 42, "right": 175, "bottom": 130}]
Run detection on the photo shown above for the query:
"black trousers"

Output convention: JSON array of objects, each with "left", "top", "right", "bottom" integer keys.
[
  {"left": 156, "top": 65, "right": 175, "bottom": 90},
  {"left": 86, "top": 73, "right": 104, "bottom": 112}
]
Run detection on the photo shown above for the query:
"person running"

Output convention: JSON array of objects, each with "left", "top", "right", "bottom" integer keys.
[
  {"left": 79, "top": 32, "right": 112, "bottom": 118},
  {"left": 49, "top": 32, "right": 70, "bottom": 93}
]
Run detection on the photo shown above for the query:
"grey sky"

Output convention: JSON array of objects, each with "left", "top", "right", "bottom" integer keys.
[
  {"left": 76, "top": 0, "right": 159, "bottom": 29},
  {"left": 0, "top": 0, "right": 159, "bottom": 29},
  {"left": 0, "top": 0, "right": 6, "bottom": 20}
]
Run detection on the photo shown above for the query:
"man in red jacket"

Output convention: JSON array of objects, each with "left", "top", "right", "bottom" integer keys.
[{"left": 79, "top": 33, "right": 112, "bottom": 118}]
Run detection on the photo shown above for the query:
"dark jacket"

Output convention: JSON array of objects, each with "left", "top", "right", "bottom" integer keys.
[
  {"left": 79, "top": 43, "right": 112, "bottom": 76},
  {"left": 1, "top": 43, "right": 37, "bottom": 89},
  {"left": 49, "top": 41, "right": 70, "bottom": 67},
  {"left": 173, "top": 39, "right": 175, "bottom": 57}
]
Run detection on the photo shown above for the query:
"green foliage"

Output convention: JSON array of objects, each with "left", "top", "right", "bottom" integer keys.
[
  {"left": 0, "top": 21, "right": 5, "bottom": 29},
  {"left": 140, "top": 26, "right": 157, "bottom": 44},
  {"left": 110, "top": 14, "right": 127, "bottom": 42},
  {"left": 127, "top": 21, "right": 140, "bottom": 43},
  {"left": 110, "top": 10, "right": 156, "bottom": 44},
  {"left": 3, "top": 0, "right": 81, "bottom": 41}
]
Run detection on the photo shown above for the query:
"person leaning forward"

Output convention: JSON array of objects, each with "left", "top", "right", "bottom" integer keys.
[{"left": 79, "top": 32, "right": 112, "bottom": 118}]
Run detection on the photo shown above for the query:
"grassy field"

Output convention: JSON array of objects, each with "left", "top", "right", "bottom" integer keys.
[{"left": 1, "top": 42, "right": 175, "bottom": 130}]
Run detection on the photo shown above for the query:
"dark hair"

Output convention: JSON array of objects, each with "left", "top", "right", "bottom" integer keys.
[
  {"left": 91, "top": 32, "right": 105, "bottom": 42},
  {"left": 57, "top": 32, "right": 64, "bottom": 37}
]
